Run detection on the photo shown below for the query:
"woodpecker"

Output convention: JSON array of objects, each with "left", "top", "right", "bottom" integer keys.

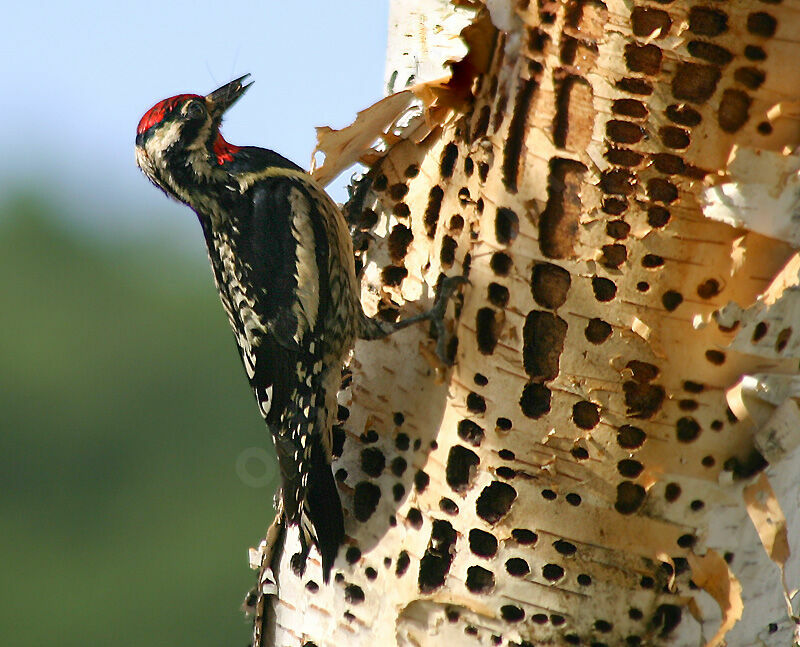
[{"left": 135, "top": 75, "right": 463, "bottom": 583}]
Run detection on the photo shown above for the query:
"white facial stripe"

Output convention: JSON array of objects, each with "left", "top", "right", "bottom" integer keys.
[
  {"left": 236, "top": 167, "right": 312, "bottom": 192},
  {"left": 145, "top": 120, "right": 183, "bottom": 157}
]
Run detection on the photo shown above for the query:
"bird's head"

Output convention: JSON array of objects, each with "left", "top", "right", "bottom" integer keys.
[{"left": 135, "top": 75, "right": 252, "bottom": 198}]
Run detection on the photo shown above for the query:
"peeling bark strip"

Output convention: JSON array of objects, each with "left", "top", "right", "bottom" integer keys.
[{"left": 258, "top": 1, "right": 800, "bottom": 646}]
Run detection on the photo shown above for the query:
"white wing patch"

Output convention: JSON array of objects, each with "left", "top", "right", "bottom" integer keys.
[
  {"left": 287, "top": 187, "right": 320, "bottom": 342},
  {"left": 257, "top": 385, "right": 273, "bottom": 417}
]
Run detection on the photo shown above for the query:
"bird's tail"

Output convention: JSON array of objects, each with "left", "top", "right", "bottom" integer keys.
[
  {"left": 271, "top": 384, "right": 344, "bottom": 583},
  {"left": 300, "top": 439, "right": 344, "bottom": 580}
]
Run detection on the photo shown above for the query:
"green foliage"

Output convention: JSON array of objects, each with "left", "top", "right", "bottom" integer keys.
[{"left": 0, "top": 194, "right": 276, "bottom": 646}]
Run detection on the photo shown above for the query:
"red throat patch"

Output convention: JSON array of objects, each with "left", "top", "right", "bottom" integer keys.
[
  {"left": 137, "top": 94, "right": 200, "bottom": 135},
  {"left": 213, "top": 133, "right": 240, "bottom": 164}
]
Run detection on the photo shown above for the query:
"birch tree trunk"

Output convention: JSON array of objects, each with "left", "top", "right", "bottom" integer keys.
[{"left": 250, "top": 1, "right": 800, "bottom": 645}]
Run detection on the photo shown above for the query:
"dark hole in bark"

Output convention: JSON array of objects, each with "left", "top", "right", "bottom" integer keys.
[
  {"left": 445, "top": 445, "right": 480, "bottom": 494},
  {"left": 457, "top": 419, "right": 485, "bottom": 447},
  {"left": 440, "top": 143, "right": 458, "bottom": 178},
  {"left": 465, "top": 565, "right": 495, "bottom": 594},
  {"left": 617, "top": 425, "right": 646, "bottom": 449},
  {"left": 505, "top": 558, "right": 529, "bottom": 576},
  {"left": 585, "top": 318, "right": 612, "bottom": 343},
  {"left": 523, "top": 310, "right": 567, "bottom": 380},
  {"left": 353, "top": 481, "right": 382, "bottom": 522},
  {"left": 520, "top": 382, "right": 551, "bottom": 418},
  {"left": 476, "top": 481, "right": 517, "bottom": 524},
  {"left": 531, "top": 263, "right": 571, "bottom": 309},
  {"left": 615, "top": 481, "right": 646, "bottom": 514},
  {"left": 469, "top": 528, "right": 499, "bottom": 557},
  {"left": 360, "top": 447, "right": 385, "bottom": 477},
  {"left": 417, "top": 520, "right": 457, "bottom": 592}
]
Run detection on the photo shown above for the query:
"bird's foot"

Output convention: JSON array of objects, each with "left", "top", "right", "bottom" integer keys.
[{"left": 359, "top": 274, "right": 468, "bottom": 366}]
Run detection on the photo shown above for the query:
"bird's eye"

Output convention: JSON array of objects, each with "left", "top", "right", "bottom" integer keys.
[{"left": 186, "top": 101, "right": 206, "bottom": 119}]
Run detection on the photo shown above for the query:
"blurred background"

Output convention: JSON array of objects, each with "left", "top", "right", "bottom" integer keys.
[{"left": 0, "top": 3, "right": 387, "bottom": 645}]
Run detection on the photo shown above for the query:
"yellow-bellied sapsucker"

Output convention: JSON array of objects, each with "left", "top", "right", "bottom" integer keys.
[{"left": 135, "top": 75, "right": 462, "bottom": 582}]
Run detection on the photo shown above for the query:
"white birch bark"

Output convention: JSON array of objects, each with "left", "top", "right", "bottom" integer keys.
[{"left": 251, "top": 2, "right": 800, "bottom": 645}]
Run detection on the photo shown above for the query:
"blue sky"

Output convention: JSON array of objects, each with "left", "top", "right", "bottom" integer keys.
[{"left": 1, "top": 2, "right": 388, "bottom": 239}]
